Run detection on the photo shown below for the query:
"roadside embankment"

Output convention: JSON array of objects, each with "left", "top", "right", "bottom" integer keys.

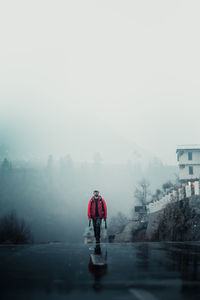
[{"left": 114, "top": 196, "right": 200, "bottom": 242}]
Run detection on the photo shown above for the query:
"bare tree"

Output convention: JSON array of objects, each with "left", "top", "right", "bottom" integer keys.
[{"left": 134, "top": 178, "right": 150, "bottom": 205}]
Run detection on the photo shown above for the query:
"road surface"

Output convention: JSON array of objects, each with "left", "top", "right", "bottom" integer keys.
[{"left": 0, "top": 242, "right": 200, "bottom": 300}]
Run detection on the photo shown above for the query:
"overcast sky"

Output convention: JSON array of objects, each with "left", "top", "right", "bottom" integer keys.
[{"left": 0, "top": 0, "right": 200, "bottom": 165}]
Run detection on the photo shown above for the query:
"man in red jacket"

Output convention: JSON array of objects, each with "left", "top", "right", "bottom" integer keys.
[{"left": 88, "top": 190, "right": 107, "bottom": 243}]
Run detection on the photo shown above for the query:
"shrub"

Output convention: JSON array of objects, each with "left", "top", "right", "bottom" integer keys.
[
  {"left": 108, "top": 212, "right": 128, "bottom": 235},
  {"left": 0, "top": 211, "right": 33, "bottom": 244}
]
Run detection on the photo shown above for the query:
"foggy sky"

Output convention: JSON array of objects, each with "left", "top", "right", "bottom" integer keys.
[{"left": 0, "top": 0, "right": 200, "bottom": 165}]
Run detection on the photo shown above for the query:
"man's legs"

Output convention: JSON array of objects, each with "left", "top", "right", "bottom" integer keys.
[
  {"left": 92, "top": 218, "right": 97, "bottom": 239},
  {"left": 96, "top": 218, "right": 102, "bottom": 242},
  {"left": 92, "top": 218, "right": 102, "bottom": 243}
]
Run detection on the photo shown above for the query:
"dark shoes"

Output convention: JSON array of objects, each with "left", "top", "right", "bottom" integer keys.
[{"left": 96, "top": 237, "right": 100, "bottom": 244}]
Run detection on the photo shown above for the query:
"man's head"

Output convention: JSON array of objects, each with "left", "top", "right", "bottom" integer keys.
[{"left": 93, "top": 190, "right": 99, "bottom": 197}]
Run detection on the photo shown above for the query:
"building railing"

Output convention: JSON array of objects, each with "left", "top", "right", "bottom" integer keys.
[{"left": 146, "top": 181, "right": 200, "bottom": 214}]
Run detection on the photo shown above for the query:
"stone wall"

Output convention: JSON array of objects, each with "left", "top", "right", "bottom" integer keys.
[
  {"left": 115, "top": 195, "right": 200, "bottom": 242},
  {"left": 146, "top": 196, "right": 200, "bottom": 241},
  {"left": 114, "top": 220, "right": 147, "bottom": 242}
]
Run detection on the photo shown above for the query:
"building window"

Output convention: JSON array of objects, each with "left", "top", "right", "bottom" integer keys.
[
  {"left": 180, "top": 164, "right": 185, "bottom": 169},
  {"left": 188, "top": 152, "right": 193, "bottom": 160},
  {"left": 189, "top": 166, "right": 193, "bottom": 175}
]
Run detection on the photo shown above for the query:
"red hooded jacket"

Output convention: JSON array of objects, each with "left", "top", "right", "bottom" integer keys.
[{"left": 88, "top": 196, "right": 107, "bottom": 219}]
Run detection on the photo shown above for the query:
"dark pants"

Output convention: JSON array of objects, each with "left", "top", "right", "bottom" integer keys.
[{"left": 92, "top": 218, "right": 102, "bottom": 241}]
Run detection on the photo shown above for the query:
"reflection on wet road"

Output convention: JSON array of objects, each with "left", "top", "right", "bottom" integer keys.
[
  {"left": 0, "top": 242, "right": 200, "bottom": 299},
  {"left": 88, "top": 243, "right": 108, "bottom": 291}
]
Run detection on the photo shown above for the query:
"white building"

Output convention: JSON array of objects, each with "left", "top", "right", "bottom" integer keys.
[{"left": 176, "top": 145, "right": 200, "bottom": 182}]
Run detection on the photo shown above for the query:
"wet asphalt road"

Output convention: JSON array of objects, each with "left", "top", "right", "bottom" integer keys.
[{"left": 0, "top": 242, "right": 200, "bottom": 300}]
